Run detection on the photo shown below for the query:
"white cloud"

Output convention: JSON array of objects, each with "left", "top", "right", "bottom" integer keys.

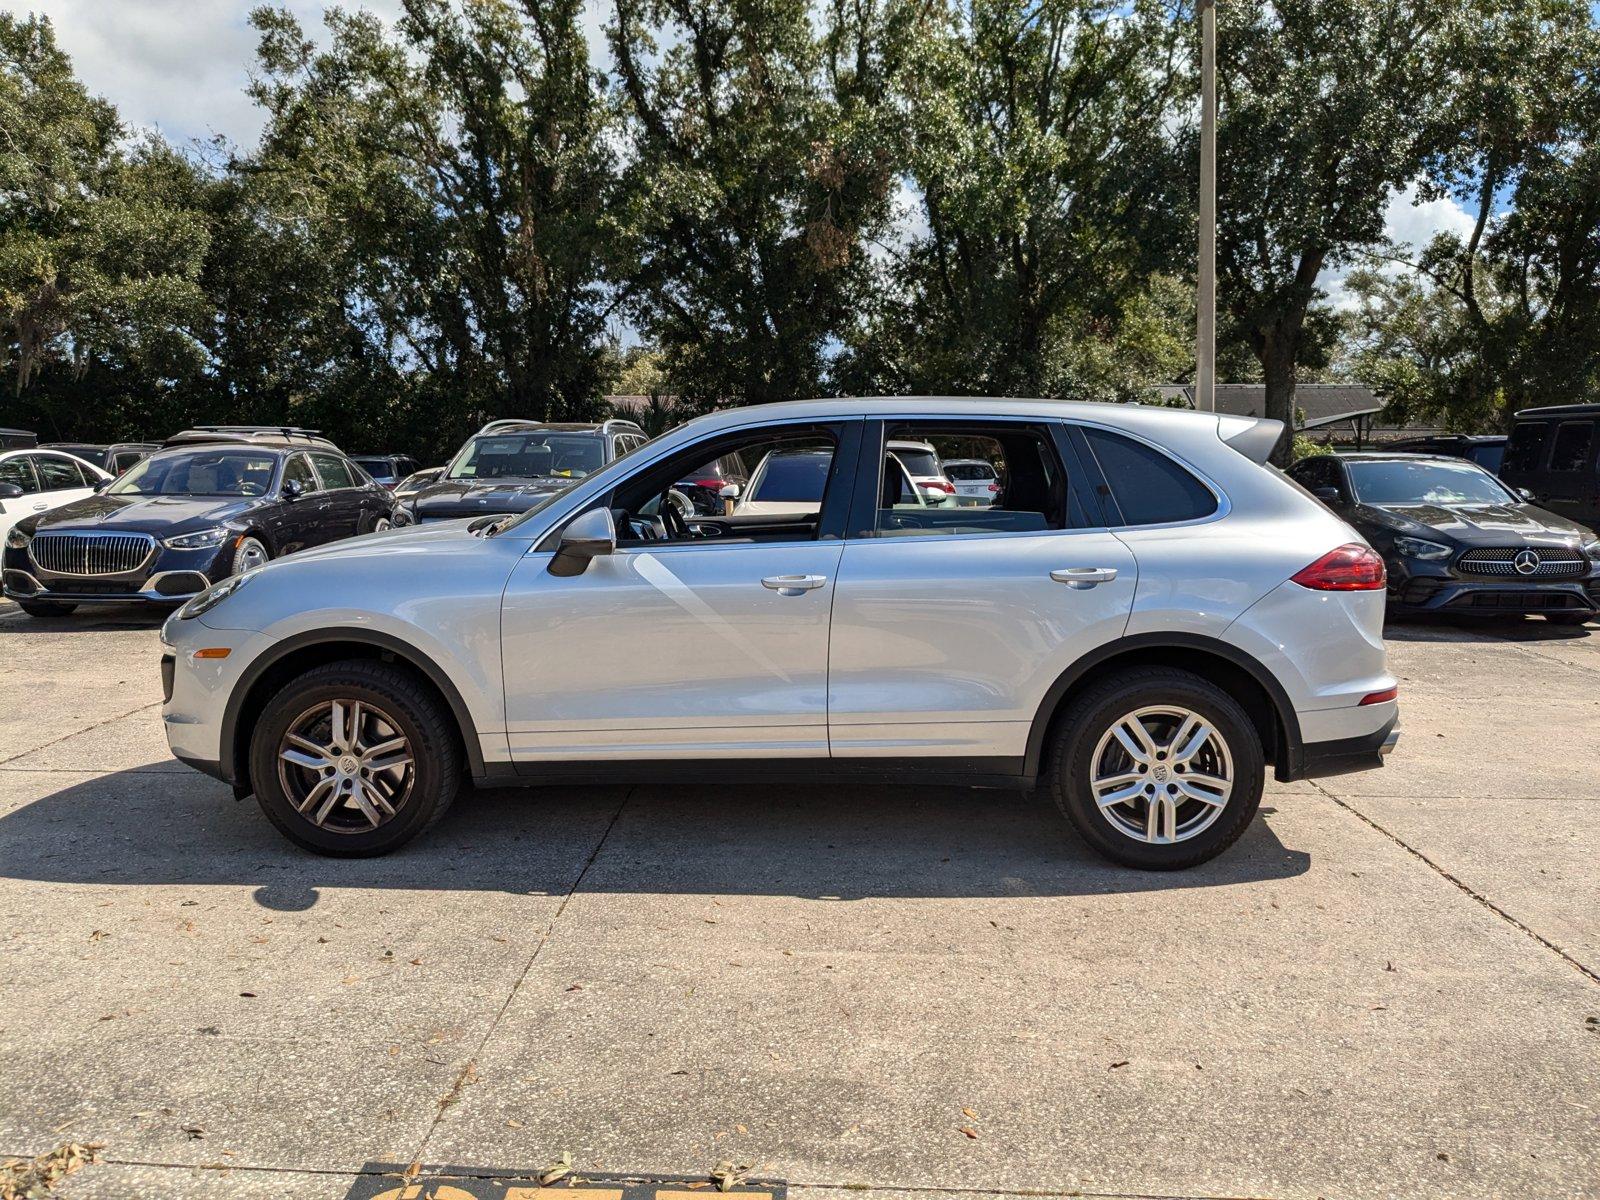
[
  {"left": 4, "top": 0, "right": 610, "bottom": 150},
  {"left": 1323, "top": 181, "right": 1478, "bottom": 309}
]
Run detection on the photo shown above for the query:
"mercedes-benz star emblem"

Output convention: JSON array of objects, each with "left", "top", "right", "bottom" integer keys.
[{"left": 1513, "top": 549, "right": 1540, "bottom": 575}]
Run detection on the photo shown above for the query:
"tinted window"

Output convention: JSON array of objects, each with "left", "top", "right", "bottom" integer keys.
[
  {"left": 889, "top": 445, "right": 941, "bottom": 477},
  {"left": 750, "top": 452, "right": 833, "bottom": 501},
  {"left": 1468, "top": 443, "right": 1505, "bottom": 474},
  {"left": 0, "top": 456, "right": 38, "bottom": 494},
  {"left": 110, "top": 450, "right": 277, "bottom": 497},
  {"left": 1346, "top": 460, "right": 1514, "bottom": 506},
  {"left": 282, "top": 455, "right": 317, "bottom": 493},
  {"left": 946, "top": 462, "right": 997, "bottom": 481},
  {"left": 449, "top": 433, "right": 605, "bottom": 481},
  {"left": 1503, "top": 422, "right": 1548, "bottom": 472},
  {"left": 110, "top": 450, "right": 147, "bottom": 474},
  {"left": 311, "top": 453, "right": 357, "bottom": 489},
  {"left": 1549, "top": 421, "right": 1594, "bottom": 472},
  {"left": 33, "top": 455, "right": 87, "bottom": 490},
  {"left": 352, "top": 456, "right": 396, "bottom": 482},
  {"left": 1082, "top": 429, "right": 1217, "bottom": 525}
]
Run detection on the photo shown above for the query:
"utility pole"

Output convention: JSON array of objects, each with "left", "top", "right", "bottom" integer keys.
[{"left": 1195, "top": 0, "right": 1217, "bottom": 412}]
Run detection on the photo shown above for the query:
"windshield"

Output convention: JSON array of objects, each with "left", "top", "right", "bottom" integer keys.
[
  {"left": 109, "top": 449, "right": 278, "bottom": 497},
  {"left": 751, "top": 453, "right": 832, "bottom": 501},
  {"left": 1347, "top": 459, "right": 1515, "bottom": 507},
  {"left": 448, "top": 433, "right": 604, "bottom": 482},
  {"left": 352, "top": 457, "right": 396, "bottom": 481}
]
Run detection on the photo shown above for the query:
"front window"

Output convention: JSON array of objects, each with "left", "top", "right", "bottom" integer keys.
[
  {"left": 109, "top": 450, "right": 278, "bottom": 497},
  {"left": 448, "top": 433, "right": 606, "bottom": 482},
  {"left": 746, "top": 451, "right": 834, "bottom": 503},
  {"left": 1346, "top": 459, "right": 1515, "bottom": 507}
]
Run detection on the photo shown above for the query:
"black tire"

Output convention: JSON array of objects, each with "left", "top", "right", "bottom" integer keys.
[
  {"left": 1044, "top": 667, "right": 1264, "bottom": 870},
  {"left": 248, "top": 659, "right": 460, "bottom": 856},
  {"left": 17, "top": 599, "right": 77, "bottom": 617}
]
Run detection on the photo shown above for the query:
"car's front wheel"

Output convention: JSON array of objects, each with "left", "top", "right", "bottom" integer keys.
[
  {"left": 248, "top": 660, "right": 460, "bottom": 856},
  {"left": 232, "top": 535, "right": 270, "bottom": 575},
  {"left": 1045, "top": 667, "right": 1264, "bottom": 870}
]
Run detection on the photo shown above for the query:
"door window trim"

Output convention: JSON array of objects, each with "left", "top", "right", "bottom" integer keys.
[{"left": 0, "top": 454, "right": 40, "bottom": 494}]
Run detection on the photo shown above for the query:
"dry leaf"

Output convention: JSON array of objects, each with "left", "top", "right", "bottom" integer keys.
[
  {"left": 538, "top": 1152, "right": 572, "bottom": 1185},
  {"left": 961, "top": 1107, "right": 976, "bottom": 1119},
  {"left": 959, "top": 1126, "right": 978, "bottom": 1139},
  {"left": 506, "top": 1118, "right": 524, "bottom": 1129}
]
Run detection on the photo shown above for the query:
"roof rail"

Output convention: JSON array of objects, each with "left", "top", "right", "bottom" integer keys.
[
  {"left": 188, "top": 424, "right": 326, "bottom": 442},
  {"left": 601, "top": 418, "right": 645, "bottom": 435},
  {"left": 475, "top": 418, "right": 545, "bottom": 436}
]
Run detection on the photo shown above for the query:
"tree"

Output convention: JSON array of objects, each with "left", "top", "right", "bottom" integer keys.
[
  {"left": 243, "top": 0, "right": 617, "bottom": 454},
  {"left": 0, "top": 14, "right": 209, "bottom": 435},
  {"left": 838, "top": 0, "right": 1189, "bottom": 401},
  {"left": 607, "top": 0, "right": 905, "bottom": 407},
  {"left": 1213, "top": 0, "right": 1478, "bottom": 461}
]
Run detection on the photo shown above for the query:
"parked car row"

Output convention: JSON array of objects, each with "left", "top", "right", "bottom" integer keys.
[{"left": 4, "top": 426, "right": 404, "bottom": 616}]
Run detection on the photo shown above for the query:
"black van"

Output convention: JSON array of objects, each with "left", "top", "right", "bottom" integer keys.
[{"left": 1500, "top": 404, "right": 1600, "bottom": 531}]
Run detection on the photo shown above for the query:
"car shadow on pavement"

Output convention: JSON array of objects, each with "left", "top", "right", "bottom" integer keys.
[
  {"left": 0, "top": 768, "right": 1310, "bottom": 906},
  {"left": 1385, "top": 612, "right": 1594, "bottom": 643},
  {"left": 0, "top": 605, "right": 170, "bottom": 632}
]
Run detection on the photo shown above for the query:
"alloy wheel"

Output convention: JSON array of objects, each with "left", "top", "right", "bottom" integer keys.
[
  {"left": 374, "top": 517, "right": 392, "bottom": 532},
  {"left": 1089, "top": 705, "right": 1234, "bottom": 844},
  {"left": 233, "top": 536, "right": 269, "bottom": 575},
  {"left": 276, "top": 698, "right": 415, "bottom": 833}
]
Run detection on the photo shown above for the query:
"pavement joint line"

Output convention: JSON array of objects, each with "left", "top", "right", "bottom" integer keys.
[
  {"left": 412, "top": 786, "right": 635, "bottom": 1160},
  {"left": 0, "top": 700, "right": 162, "bottom": 766},
  {"left": 0, "top": 1154, "right": 1277, "bottom": 1200},
  {"left": 1311, "top": 780, "right": 1600, "bottom": 987}
]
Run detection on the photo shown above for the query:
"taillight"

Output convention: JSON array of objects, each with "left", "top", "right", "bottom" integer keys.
[
  {"left": 924, "top": 479, "right": 955, "bottom": 494},
  {"left": 1291, "top": 543, "right": 1386, "bottom": 591},
  {"left": 987, "top": 482, "right": 1000, "bottom": 492},
  {"left": 1359, "top": 686, "right": 1398, "bottom": 706},
  {"left": 690, "top": 477, "right": 724, "bottom": 489}
]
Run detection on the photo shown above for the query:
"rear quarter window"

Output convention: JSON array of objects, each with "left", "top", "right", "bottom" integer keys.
[
  {"left": 1503, "top": 422, "right": 1549, "bottom": 473},
  {"left": 1080, "top": 428, "right": 1218, "bottom": 525}
]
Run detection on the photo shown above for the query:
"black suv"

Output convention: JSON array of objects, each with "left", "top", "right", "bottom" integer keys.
[
  {"left": 42, "top": 441, "right": 160, "bottom": 475},
  {"left": 350, "top": 454, "right": 422, "bottom": 490},
  {"left": 1289, "top": 451, "right": 1600, "bottom": 623},
  {"left": 3, "top": 426, "right": 400, "bottom": 617},
  {"left": 405, "top": 419, "right": 648, "bottom": 522},
  {"left": 1499, "top": 403, "right": 1600, "bottom": 531},
  {"left": 1386, "top": 434, "right": 1507, "bottom": 475}
]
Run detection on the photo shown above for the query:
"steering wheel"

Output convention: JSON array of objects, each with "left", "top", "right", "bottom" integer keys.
[{"left": 661, "top": 490, "right": 691, "bottom": 540}]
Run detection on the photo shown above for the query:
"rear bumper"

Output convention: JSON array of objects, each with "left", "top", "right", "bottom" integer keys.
[{"left": 1290, "top": 717, "right": 1399, "bottom": 780}]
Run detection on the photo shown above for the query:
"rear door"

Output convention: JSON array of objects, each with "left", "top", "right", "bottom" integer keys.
[
  {"left": 826, "top": 418, "right": 1137, "bottom": 766},
  {"left": 308, "top": 452, "right": 363, "bottom": 542},
  {"left": 29, "top": 453, "right": 98, "bottom": 514},
  {"left": 1537, "top": 419, "right": 1599, "bottom": 525},
  {"left": 0, "top": 455, "right": 41, "bottom": 543}
]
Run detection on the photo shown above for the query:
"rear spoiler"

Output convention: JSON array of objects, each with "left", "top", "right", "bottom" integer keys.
[{"left": 1217, "top": 414, "right": 1285, "bottom": 465}]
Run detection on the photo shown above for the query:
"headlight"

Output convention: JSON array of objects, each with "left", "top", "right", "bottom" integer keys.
[
  {"left": 177, "top": 572, "right": 251, "bottom": 620},
  {"left": 1394, "top": 536, "right": 1453, "bottom": 561},
  {"left": 1583, "top": 539, "right": 1600, "bottom": 562},
  {"left": 164, "top": 527, "right": 231, "bottom": 550},
  {"left": 4, "top": 527, "right": 29, "bottom": 550}
]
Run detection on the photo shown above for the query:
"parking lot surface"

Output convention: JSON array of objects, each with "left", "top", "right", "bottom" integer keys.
[{"left": 1, "top": 599, "right": 1597, "bottom": 1200}]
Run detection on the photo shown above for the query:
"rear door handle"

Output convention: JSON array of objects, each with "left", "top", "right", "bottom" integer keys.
[
  {"left": 761, "top": 574, "right": 827, "bottom": 595},
  {"left": 32, "top": 502, "right": 49, "bottom": 511},
  {"left": 1051, "top": 566, "right": 1118, "bottom": 589}
]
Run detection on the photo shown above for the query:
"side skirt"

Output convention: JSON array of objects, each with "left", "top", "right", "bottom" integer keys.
[{"left": 473, "top": 756, "right": 1031, "bottom": 791}]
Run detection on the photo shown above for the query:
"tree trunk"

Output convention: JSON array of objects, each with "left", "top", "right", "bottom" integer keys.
[{"left": 1259, "top": 329, "right": 1298, "bottom": 466}]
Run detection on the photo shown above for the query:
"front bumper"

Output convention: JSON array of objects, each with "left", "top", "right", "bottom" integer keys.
[
  {"left": 1389, "top": 576, "right": 1599, "bottom": 615},
  {"left": 3, "top": 541, "right": 231, "bottom": 605},
  {"left": 160, "top": 619, "right": 266, "bottom": 778}
]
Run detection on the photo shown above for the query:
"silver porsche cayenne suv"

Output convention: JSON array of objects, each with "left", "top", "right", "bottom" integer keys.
[{"left": 160, "top": 398, "right": 1400, "bottom": 870}]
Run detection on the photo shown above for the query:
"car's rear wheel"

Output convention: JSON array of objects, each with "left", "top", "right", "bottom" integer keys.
[
  {"left": 248, "top": 659, "right": 460, "bottom": 856},
  {"left": 1045, "top": 667, "right": 1264, "bottom": 870},
  {"left": 16, "top": 599, "right": 77, "bottom": 618}
]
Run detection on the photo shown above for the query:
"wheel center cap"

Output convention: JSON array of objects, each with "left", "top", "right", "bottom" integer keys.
[
  {"left": 338, "top": 755, "right": 359, "bottom": 774},
  {"left": 1152, "top": 764, "right": 1170, "bottom": 782}
]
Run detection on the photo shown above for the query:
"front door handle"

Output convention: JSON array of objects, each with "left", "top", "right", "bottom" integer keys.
[
  {"left": 32, "top": 502, "right": 49, "bottom": 511},
  {"left": 761, "top": 574, "right": 827, "bottom": 595},
  {"left": 1051, "top": 566, "right": 1118, "bottom": 589}
]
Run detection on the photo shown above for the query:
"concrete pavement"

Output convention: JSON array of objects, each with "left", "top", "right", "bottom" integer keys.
[{"left": 0, "top": 599, "right": 1596, "bottom": 1200}]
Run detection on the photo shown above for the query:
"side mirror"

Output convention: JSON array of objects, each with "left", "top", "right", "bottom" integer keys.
[
  {"left": 548, "top": 507, "right": 616, "bottom": 577},
  {"left": 283, "top": 478, "right": 305, "bottom": 501},
  {"left": 1312, "top": 486, "right": 1342, "bottom": 504},
  {"left": 718, "top": 482, "right": 740, "bottom": 515},
  {"left": 0, "top": 482, "right": 22, "bottom": 500},
  {"left": 1517, "top": 487, "right": 1536, "bottom": 502},
  {"left": 92, "top": 478, "right": 110, "bottom": 493}
]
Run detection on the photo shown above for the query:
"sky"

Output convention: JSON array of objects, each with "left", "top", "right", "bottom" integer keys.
[{"left": 7, "top": 0, "right": 1479, "bottom": 309}]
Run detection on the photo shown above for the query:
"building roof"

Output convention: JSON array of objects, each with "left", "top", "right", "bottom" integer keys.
[{"left": 1155, "top": 383, "right": 1383, "bottom": 429}]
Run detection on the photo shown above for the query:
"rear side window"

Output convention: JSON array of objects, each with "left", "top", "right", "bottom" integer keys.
[
  {"left": 1503, "top": 422, "right": 1548, "bottom": 473},
  {"left": 1080, "top": 429, "right": 1218, "bottom": 525},
  {"left": 1549, "top": 421, "right": 1594, "bottom": 472},
  {"left": 311, "top": 453, "right": 357, "bottom": 489}
]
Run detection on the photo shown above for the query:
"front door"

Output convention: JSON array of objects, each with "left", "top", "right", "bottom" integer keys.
[
  {"left": 499, "top": 419, "right": 862, "bottom": 764},
  {"left": 826, "top": 419, "right": 1137, "bottom": 764}
]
